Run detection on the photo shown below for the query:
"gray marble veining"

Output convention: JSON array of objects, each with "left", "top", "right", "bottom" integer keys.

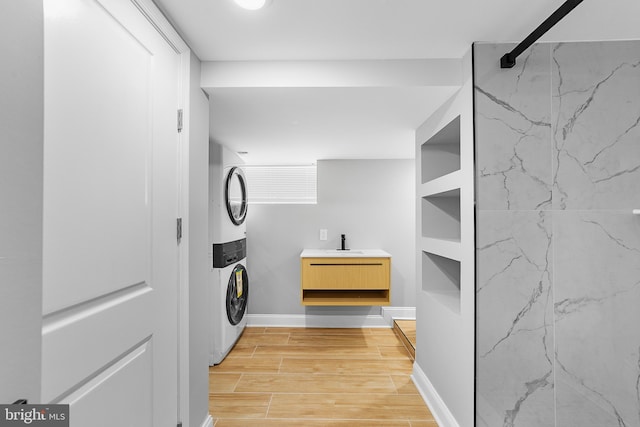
[
  {"left": 475, "top": 40, "right": 640, "bottom": 427},
  {"left": 554, "top": 212, "right": 640, "bottom": 427},
  {"left": 476, "top": 211, "right": 554, "bottom": 427},
  {"left": 552, "top": 41, "right": 640, "bottom": 210},
  {"left": 474, "top": 43, "right": 552, "bottom": 211}
]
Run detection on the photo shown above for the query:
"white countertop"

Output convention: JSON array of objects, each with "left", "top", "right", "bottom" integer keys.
[{"left": 300, "top": 249, "right": 391, "bottom": 258}]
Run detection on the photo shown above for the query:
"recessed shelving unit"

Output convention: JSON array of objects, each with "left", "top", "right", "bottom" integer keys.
[
  {"left": 421, "top": 116, "right": 461, "bottom": 183},
  {"left": 422, "top": 188, "right": 461, "bottom": 241},
  {"left": 420, "top": 170, "right": 461, "bottom": 197},
  {"left": 421, "top": 237, "right": 461, "bottom": 261},
  {"left": 422, "top": 251, "right": 461, "bottom": 314},
  {"left": 419, "top": 115, "right": 462, "bottom": 312}
]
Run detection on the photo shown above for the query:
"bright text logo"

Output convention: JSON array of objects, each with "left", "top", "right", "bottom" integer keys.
[{"left": 0, "top": 405, "right": 69, "bottom": 426}]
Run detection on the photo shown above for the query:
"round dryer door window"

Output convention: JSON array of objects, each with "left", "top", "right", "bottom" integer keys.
[
  {"left": 225, "top": 166, "right": 247, "bottom": 226},
  {"left": 226, "top": 264, "right": 248, "bottom": 326}
]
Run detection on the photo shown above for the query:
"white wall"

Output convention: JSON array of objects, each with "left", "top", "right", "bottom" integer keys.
[
  {"left": 247, "top": 159, "right": 415, "bottom": 316},
  {"left": 0, "top": 0, "right": 43, "bottom": 404},
  {"left": 187, "top": 51, "right": 211, "bottom": 427},
  {"left": 414, "top": 48, "right": 474, "bottom": 427}
]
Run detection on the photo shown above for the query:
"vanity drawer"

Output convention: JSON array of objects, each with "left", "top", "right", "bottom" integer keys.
[{"left": 301, "top": 257, "right": 390, "bottom": 290}]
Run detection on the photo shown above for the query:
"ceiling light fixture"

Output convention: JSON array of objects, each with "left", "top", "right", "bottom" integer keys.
[{"left": 233, "top": 0, "right": 270, "bottom": 11}]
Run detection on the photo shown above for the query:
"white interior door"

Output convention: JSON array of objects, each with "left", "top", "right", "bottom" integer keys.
[{"left": 42, "top": 0, "right": 181, "bottom": 425}]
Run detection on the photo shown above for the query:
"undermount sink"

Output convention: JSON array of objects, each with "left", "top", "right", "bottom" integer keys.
[
  {"left": 299, "top": 249, "right": 391, "bottom": 258},
  {"left": 325, "top": 249, "right": 364, "bottom": 254}
]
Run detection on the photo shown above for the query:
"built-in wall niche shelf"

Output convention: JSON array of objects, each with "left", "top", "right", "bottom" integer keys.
[
  {"left": 419, "top": 113, "right": 463, "bottom": 315},
  {"left": 420, "top": 237, "right": 461, "bottom": 262},
  {"left": 422, "top": 251, "right": 461, "bottom": 314},
  {"left": 420, "top": 170, "right": 461, "bottom": 198},
  {"left": 422, "top": 188, "right": 460, "bottom": 241},
  {"left": 420, "top": 115, "right": 461, "bottom": 183}
]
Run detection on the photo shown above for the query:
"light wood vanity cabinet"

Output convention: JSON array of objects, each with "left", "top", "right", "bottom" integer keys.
[{"left": 300, "top": 250, "right": 391, "bottom": 306}]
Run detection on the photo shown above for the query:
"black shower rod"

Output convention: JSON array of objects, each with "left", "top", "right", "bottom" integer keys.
[{"left": 500, "top": 0, "right": 584, "bottom": 68}]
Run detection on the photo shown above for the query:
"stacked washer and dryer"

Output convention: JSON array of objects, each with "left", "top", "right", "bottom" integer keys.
[{"left": 209, "top": 143, "right": 249, "bottom": 365}]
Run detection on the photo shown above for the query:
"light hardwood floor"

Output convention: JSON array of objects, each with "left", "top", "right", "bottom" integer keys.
[{"left": 210, "top": 327, "right": 437, "bottom": 427}]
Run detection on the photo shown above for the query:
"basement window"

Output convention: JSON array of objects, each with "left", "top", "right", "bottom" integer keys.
[{"left": 243, "top": 164, "right": 317, "bottom": 204}]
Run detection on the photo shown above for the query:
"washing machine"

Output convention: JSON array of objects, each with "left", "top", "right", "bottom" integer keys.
[
  {"left": 209, "top": 143, "right": 249, "bottom": 365},
  {"left": 210, "top": 238, "right": 249, "bottom": 365}
]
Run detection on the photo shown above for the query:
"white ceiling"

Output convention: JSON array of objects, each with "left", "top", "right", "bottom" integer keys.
[
  {"left": 206, "top": 86, "right": 458, "bottom": 164},
  {"left": 158, "top": 0, "right": 640, "bottom": 61},
  {"left": 156, "top": 0, "right": 640, "bottom": 163}
]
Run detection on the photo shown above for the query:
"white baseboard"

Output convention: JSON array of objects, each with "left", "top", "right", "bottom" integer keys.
[
  {"left": 246, "top": 314, "right": 390, "bottom": 328},
  {"left": 411, "top": 362, "right": 460, "bottom": 427},
  {"left": 381, "top": 306, "right": 416, "bottom": 324},
  {"left": 200, "top": 414, "right": 213, "bottom": 427}
]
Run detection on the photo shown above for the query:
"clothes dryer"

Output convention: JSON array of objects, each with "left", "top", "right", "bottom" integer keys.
[
  {"left": 210, "top": 143, "right": 247, "bottom": 244},
  {"left": 209, "top": 238, "right": 249, "bottom": 365}
]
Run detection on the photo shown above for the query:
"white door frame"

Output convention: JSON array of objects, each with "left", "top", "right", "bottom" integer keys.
[{"left": 126, "top": 3, "right": 194, "bottom": 426}]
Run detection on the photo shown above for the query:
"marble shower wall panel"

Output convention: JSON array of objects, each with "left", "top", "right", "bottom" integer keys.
[
  {"left": 474, "top": 43, "right": 552, "bottom": 211},
  {"left": 554, "top": 212, "right": 640, "bottom": 427},
  {"left": 476, "top": 211, "right": 554, "bottom": 427},
  {"left": 475, "top": 39, "right": 640, "bottom": 427},
  {"left": 552, "top": 41, "right": 640, "bottom": 210}
]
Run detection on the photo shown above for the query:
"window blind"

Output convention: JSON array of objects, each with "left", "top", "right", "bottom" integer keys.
[{"left": 243, "top": 165, "right": 317, "bottom": 204}]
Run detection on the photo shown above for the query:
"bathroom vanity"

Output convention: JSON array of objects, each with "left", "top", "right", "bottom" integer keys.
[{"left": 300, "top": 249, "right": 391, "bottom": 306}]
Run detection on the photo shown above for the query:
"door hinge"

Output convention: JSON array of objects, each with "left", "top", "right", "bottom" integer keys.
[
  {"left": 176, "top": 218, "right": 182, "bottom": 241},
  {"left": 177, "top": 109, "right": 183, "bottom": 133}
]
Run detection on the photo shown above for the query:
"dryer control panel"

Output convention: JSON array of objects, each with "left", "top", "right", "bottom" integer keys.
[{"left": 213, "top": 238, "right": 247, "bottom": 268}]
